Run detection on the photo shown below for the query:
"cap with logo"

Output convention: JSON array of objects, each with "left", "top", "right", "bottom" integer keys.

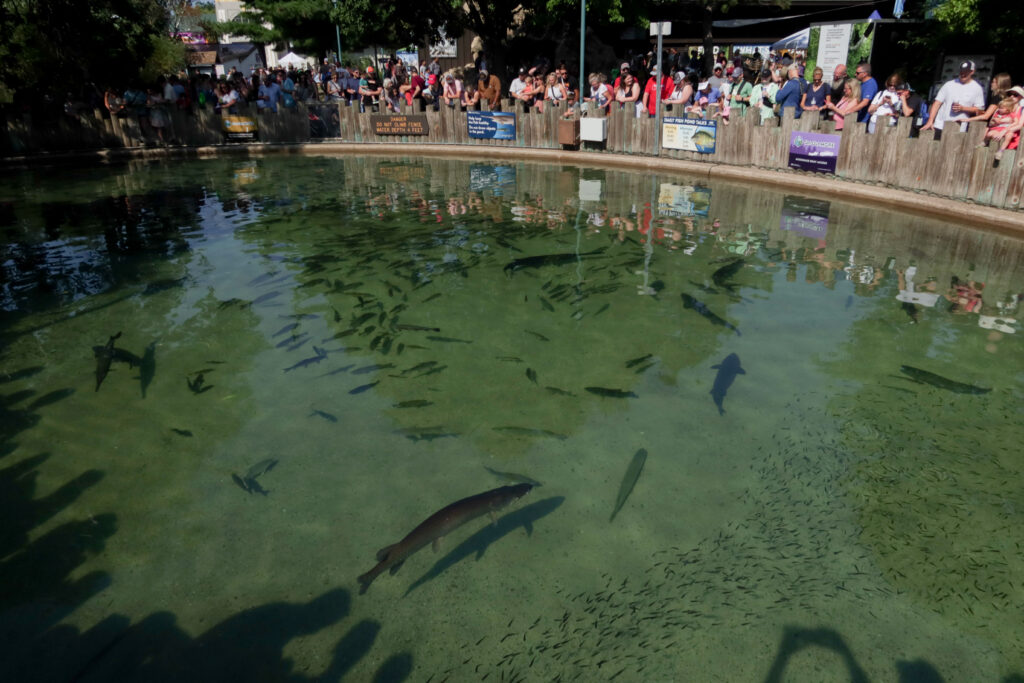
[{"left": 959, "top": 60, "right": 975, "bottom": 72}]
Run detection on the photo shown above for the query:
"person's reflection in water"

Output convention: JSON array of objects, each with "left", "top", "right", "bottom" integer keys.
[
  {"left": 896, "top": 266, "right": 941, "bottom": 307},
  {"left": 947, "top": 275, "right": 984, "bottom": 314}
]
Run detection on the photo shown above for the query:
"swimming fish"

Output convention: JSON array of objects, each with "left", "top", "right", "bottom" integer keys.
[
  {"left": 898, "top": 365, "right": 991, "bottom": 394},
  {"left": 492, "top": 426, "right": 568, "bottom": 440},
  {"left": 394, "top": 399, "right": 433, "bottom": 408},
  {"left": 357, "top": 483, "right": 534, "bottom": 594},
  {"left": 394, "top": 323, "right": 442, "bottom": 332},
  {"left": 681, "top": 293, "right": 740, "bottom": 336},
  {"left": 711, "top": 259, "right": 744, "bottom": 290},
  {"left": 484, "top": 466, "right": 543, "bottom": 487},
  {"left": 93, "top": 332, "right": 122, "bottom": 392},
  {"left": 585, "top": 387, "right": 638, "bottom": 399},
  {"left": 503, "top": 248, "right": 605, "bottom": 275},
  {"left": 710, "top": 352, "right": 745, "bottom": 415},
  {"left": 526, "top": 368, "right": 538, "bottom": 384},
  {"left": 610, "top": 448, "right": 647, "bottom": 522},
  {"left": 310, "top": 409, "right": 338, "bottom": 422},
  {"left": 625, "top": 353, "right": 653, "bottom": 369}
]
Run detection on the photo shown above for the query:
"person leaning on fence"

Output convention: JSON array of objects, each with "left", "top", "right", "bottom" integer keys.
[
  {"left": 775, "top": 65, "right": 805, "bottom": 119},
  {"left": 478, "top": 69, "right": 501, "bottom": 110},
  {"left": 823, "top": 78, "right": 860, "bottom": 131},
  {"left": 867, "top": 73, "right": 902, "bottom": 133},
  {"left": 895, "top": 82, "right": 925, "bottom": 137},
  {"left": 919, "top": 60, "right": 985, "bottom": 140},
  {"left": 988, "top": 86, "right": 1024, "bottom": 160},
  {"left": 614, "top": 73, "right": 641, "bottom": 116},
  {"left": 801, "top": 67, "right": 827, "bottom": 114},
  {"left": 663, "top": 72, "right": 694, "bottom": 111},
  {"left": 729, "top": 69, "right": 754, "bottom": 115},
  {"left": 545, "top": 72, "right": 568, "bottom": 108},
  {"left": 967, "top": 72, "right": 1012, "bottom": 127}
]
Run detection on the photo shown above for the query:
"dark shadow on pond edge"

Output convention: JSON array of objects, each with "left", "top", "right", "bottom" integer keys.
[
  {"left": 3, "top": 587, "right": 408, "bottom": 683},
  {"left": 404, "top": 496, "right": 564, "bottom": 596},
  {"left": 763, "top": 625, "right": 1023, "bottom": 683}
]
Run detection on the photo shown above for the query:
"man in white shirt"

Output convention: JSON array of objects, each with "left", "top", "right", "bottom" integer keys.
[{"left": 919, "top": 60, "right": 986, "bottom": 140}]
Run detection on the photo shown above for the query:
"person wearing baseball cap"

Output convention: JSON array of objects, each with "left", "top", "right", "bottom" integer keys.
[{"left": 920, "top": 59, "right": 985, "bottom": 139}]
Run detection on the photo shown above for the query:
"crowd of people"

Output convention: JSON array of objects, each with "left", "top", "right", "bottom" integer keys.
[{"left": 90, "top": 48, "right": 1022, "bottom": 154}]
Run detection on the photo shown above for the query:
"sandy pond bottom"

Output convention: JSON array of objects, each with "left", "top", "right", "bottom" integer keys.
[{"left": 1, "top": 155, "right": 1022, "bottom": 682}]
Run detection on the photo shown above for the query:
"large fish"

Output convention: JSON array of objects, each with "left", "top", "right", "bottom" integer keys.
[
  {"left": 899, "top": 365, "right": 991, "bottom": 394},
  {"left": 710, "top": 353, "right": 745, "bottom": 415},
  {"left": 711, "top": 259, "right": 744, "bottom": 290},
  {"left": 503, "top": 248, "right": 605, "bottom": 275},
  {"left": 357, "top": 483, "right": 533, "bottom": 594},
  {"left": 610, "top": 448, "right": 647, "bottom": 522},
  {"left": 681, "top": 293, "right": 740, "bottom": 336},
  {"left": 93, "top": 332, "right": 122, "bottom": 392}
]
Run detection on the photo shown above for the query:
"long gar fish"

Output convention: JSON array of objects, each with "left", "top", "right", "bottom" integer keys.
[
  {"left": 681, "top": 293, "right": 741, "bottom": 336},
  {"left": 503, "top": 248, "right": 606, "bottom": 275},
  {"left": 94, "top": 332, "right": 122, "bottom": 392},
  {"left": 357, "top": 483, "right": 534, "bottom": 594},
  {"left": 610, "top": 448, "right": 647, "bottom": 522},
  {"left": 710, "top": 352, "right": 745, "bottom": 415},
  {"left": 899, "top": 365, "right": 991, "bottom": 394}
]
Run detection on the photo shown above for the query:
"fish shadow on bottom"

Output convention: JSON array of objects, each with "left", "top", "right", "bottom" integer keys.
[{"left": 404, "top": 496, "right": 565, "bottom": 596}]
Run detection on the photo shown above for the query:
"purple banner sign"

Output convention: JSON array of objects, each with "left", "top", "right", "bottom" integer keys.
[
  {"left": 788, "top": 131, "right": 841, "bottom": 174},
  {"left": 780, "top": 195, "right": 830, "bottom": 239}
]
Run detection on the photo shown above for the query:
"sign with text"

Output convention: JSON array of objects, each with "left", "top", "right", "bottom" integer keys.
[
  {"left": 661, "top": 118, "right": 717, "bottom": 153},
  {"left": 780, "top": 195, "right": 831, "bottom": 239},
  {"left": 467, "top": 111, "right": 516, "bottom": 140},
  {"left": 372, "top": 114, "right": 428, "bottom": 136},
  {"left": 813, "top": 24, "right": 852, "bottom": 80},
  {"left": 788, "top": 131, "right": 841, "bottom": 174}
]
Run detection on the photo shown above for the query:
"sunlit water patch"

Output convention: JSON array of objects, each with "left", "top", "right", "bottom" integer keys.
[{"left": 1, "top": 156, "right": 1022, "bottom": 682}]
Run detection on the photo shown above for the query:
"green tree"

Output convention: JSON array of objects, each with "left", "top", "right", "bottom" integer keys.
[{"left": 0, "top": 0, "right": 179, "bottom": 103}]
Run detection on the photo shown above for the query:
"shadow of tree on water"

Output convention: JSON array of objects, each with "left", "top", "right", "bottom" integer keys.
[{"left": 764, "top": 625, "right": 1023, "bottom": 683}]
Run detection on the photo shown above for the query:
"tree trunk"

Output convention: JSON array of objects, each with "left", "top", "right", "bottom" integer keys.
[{"left": 702, "top": 2, "right": 715, "bottom": 77}]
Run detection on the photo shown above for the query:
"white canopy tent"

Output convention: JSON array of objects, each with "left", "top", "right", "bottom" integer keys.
[{"left": 277, "top": 51, "right": 309, "bottom": 68}]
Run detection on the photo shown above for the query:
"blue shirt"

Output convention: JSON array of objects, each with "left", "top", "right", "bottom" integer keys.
[
  {"left": 858, "top": 77, "right": 878, "bottom": 122},
  {"left": 776, "top": 78, "right": 804, "bottom": 118}
]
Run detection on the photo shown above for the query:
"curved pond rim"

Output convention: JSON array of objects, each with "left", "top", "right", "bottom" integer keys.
[{"left": 3, "top": 141, "right": 1023, "bottom": 237}]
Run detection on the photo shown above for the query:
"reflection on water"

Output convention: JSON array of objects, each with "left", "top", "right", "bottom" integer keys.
[{"left": 1, "top": 156, "right": 1022, "bottom": 681}]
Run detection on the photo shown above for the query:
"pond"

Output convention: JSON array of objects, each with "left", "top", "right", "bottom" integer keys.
[{"left": 1, "top": 154, "right": 1022, "bottom": 682}]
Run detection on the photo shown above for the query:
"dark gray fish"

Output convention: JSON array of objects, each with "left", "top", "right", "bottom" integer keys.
[
  {"left": 710, "top": 353, "right": 745, "bottom": 415},
  {"left": 171, "top": 428, "right": 193, "bottom": 437},
  {"left": 526, "top": 368, "right": 538, "bottom": 384},
  {"left": 399, "top": 361, "right": 438, "bottom": 376},
  {"left": 898, "top": 365, "right": 991, "bottom": 394},
  {"left": 610, "top": 448, "right": 647, "bottom": 522},
  {"left": 281, "top": 313, "right": 319, "bottom": 320},
  {"left": 405, "top": 432, "right": 458, "bottom": 442},
  {"left": 493, "top": 426, "right": 568, "bottom": 440},
  {"left": 539, "top": 297, "right": 555, "bottom": 312},
  {"left": 350, "top": 381, "right": 380, "bottom": 394},
  {"left": 426, "top": 335, "right": 472, "bottom": 344},
  {"left": 625, "top": 354, "right": 653, "bottom": 369},
  {"left": 285, "top": 338, "right": 312, "bottom": 352},
  {"left": 496, "top": 356, "right": 524, "bottom": 363},
  {"left": 273, "top": 322, "right": 300, "bottom": 337},
  {"left": 297, "top": 278, "right": 326, "bottom": 289},
  {"left": 416, "top": 365, "right": 447, "bottom": 377},
  {"left": 251, "top": 290, "right": 282, "bottom": 305},
  {"left": 353, "top": 363, "right": 395, "bottom": 375},
  {"left": 284, "top": 354, "right": 328, "bottom": 372},
  {"left": 351, "top": 312, "right": 376, "bottom": 327},
  {"left": 524, "top": 330, "right": 550, "bottom": 342},
  {"left": 357, "top": 484, "right": 534, "bottom": 593},
  {"left": 310, "top": 409, "right": 338, "bottom": 422},
  {"left": 711, "top": 259, "right": 744, "bottom": 289},
  {"left": 93, "top": 332, "right": 122, "bottom": 392},
  {"left": 187, "top": 372, "right": 212, "bottom": 394},
  {"left": 218, "top": 298, "right": 248, "bottom": 310},
  {"left": 503, "top": 247, "right": 606, "bottom": 275},
  {"left": 277, "top": 333, "right": 308, "bottom": 349},
  {"left": 319, "top": 364, "right": 355, "bottom": 377},
  {"left": 394, "top": 323, "right": 442, "bottom": 332},
  {"left": 247, "top": 272, "right": 278, "bottom": 287},
  {"left": 91, "top": 346, "right": 141, "bottom": 367},
  {"left": 484, "top": 465, "right": 543, "bottom": 487},
  {"left": 421, "top": 292, "right": 442, "bottom": 304},
  {"left": 246, "top": 458, "right": 278, "bottom": 480},
  {"left": 328, "top": 328, "right": 358, "bottom": 340},
  {"left": 585, "top": 387, "right": 637, "bottom": 399},
  {"left": 394, "top": 399, "right": 433, "bottom": 408},
  {"left": 544, "top": 386, "right": 576, "bottom": 397},
  {"left": 381, "top": 336, "right": 394, "bottom": 355},
  {"left": 593, "top": 303, "right": 610, "bottom": 316},
  {"left": 681, "top": 293, "right": 741, "bottom": 336}
]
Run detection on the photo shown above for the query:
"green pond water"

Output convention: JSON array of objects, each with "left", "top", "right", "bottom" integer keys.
[{"left": 1, "top": 155, "right": 1023, "bottom": 682}]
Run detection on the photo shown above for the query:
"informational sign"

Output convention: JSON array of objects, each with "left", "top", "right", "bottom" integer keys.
[
  {"left": 372, "top": 114, "right": 428, "bottom": 136},
  {"left": 814, "top": 24, "right": 852, "bottom": 79},
  {"left": 807, "top": 22, "right": 876, "bottom": 79},
  {"left": 788, "top": 131, "right": 841, "bottom": 174},
  {"left": 780, "top": 195, "right": 830, "bottom": 239},
  {"left": 396, "top": 50, "right": 418, "bottom": 70},
  {"left": 661, "top": 118, "right": 717, "bottom": 153},
  {"left": 658, "top": 184, "right": 711, "bottom": 217},
  {"left": 467, "top": 111, "right": 516, "bottom": 140}
]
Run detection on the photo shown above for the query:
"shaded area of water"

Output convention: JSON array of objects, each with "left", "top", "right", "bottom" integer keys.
[{"left": 1, "top": 156, "right": 1022, "bottom": 681}]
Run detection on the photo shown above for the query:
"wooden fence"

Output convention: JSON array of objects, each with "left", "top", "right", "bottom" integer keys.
[{"left": 3, "top": 98, "right": 1021, "bottom": 212}]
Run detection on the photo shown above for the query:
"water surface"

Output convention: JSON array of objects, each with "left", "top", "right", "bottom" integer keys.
[{"left": 1, "top": 156, "right": 1022, "bottom": 682}]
